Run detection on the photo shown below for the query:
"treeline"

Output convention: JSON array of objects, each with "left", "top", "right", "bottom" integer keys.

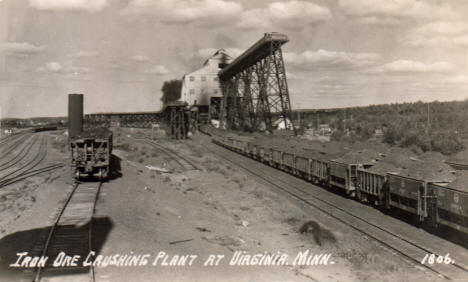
[{"left": 300, "top": 100, "right": 468, "bottom": 155}]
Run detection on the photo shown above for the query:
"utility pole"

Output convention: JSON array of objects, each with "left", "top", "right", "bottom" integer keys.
[
  {"left": 296, "top": 103, "right": 301, "bottom": 129},
  {"left": 426, "top": 103, "right": 430, "bottom": 134},
  {"left": 316, "top": 112, "right": 319, "bottom": 130}
]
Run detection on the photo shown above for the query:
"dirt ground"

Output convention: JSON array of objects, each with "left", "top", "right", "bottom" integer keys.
[{"left": 0, "top": 128, "right": 449, "bottom": 281}]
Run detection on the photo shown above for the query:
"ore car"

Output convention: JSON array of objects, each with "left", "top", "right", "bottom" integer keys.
[
  {"left": 356, "top": 169, "right": 387, "bottom": 206},
  {"left": 427, "top": 183, "right": 468, "bottom": 233},
  {"left": 70, "top": 127, "right": 112, "bottom": 180},
  {"left": 386, "top": 173, "right": 429, "bottom": 221},
  {"left": 328, "top": 160, "right": 362, "bottom": 195}
]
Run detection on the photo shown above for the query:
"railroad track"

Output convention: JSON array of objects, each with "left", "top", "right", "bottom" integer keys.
[
  {"left": 0, "top": 134, "right": 38, "bottom": 171},
  {"left": 0, "top": 132, "right": 25, "bottom": 147},
  {"left": 0, "top": 133, "right": 63, "bottom": 188},
  {"left": 206, "top": 137, "right": 468, "bottom": 281},
  {"left": 0, "top": 133, "right": 33, "bottom": 162},
  {"left": 32, "top": 181, "right": 101, "bottom": 282},
  {"left": 137, "top": 138, "right": 200, "bottom": 170}
]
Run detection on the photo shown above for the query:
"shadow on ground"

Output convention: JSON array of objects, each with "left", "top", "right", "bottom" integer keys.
[
  {"left": 0, "top": 217, "right": 113, "bottom": 281},
  {"left": 108, "top": 154, "right": 122, "bottom": 181}
]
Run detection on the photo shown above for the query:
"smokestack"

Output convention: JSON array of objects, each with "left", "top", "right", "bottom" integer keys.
[{"left": 68, "top": 94, "right": 83, "bottom": 138}]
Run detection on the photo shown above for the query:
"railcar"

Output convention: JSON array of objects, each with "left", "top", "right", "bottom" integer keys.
[
  {"left": 427, "top": 183, "right": 468, "bottom": 233},
  {"left": 328, "top": 160, "right": 362, "bottom": 195},
  {"left": 386, "top": 173, "right": 428, "bottom": 221},
  {"left": 311, "top": 158, "right": 329, "bottom": 185},
  {"left": 357, "top": 169, "right": 387, "bottom": 206},
  {"left": 247, "top": 142, "right": 258, "bottom": 159},
  {"left": 282, "top": 151, "right": 295, "bottom": 173},
  {"left": 232, "top": 138, "right": 249, "bottom": 154},
  {"left": 70, "top": 127, "right": 112, "bottom": 180},
  {"left": 32, "top": 125, "right": 58, "bottom": 132},
  {"left": 295, "top": 156, "right": 310, "bottom": 180},
  {"left": 259, "top": 146, "right": 273, "bottom": 165},
  {"left": 271, "top": 148, "right": 283, "bottom": 168},
  {"left": 225, "top": 137, "right": 234, "bottom": 150},
  {"left": 209, "top": 132, "right": 468, "bottom": 237}
]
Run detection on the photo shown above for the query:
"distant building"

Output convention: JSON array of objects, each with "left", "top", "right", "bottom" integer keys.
[
  {"left": 273, "top": 117, "right": 293, "bottom": 130},
  {"left": 319, "top": 124, "right": 332, "bottom": 136},
  {"left": 179, "top": 49, "right": 232, "bottom": 106},
  {"left": 374, "top": 128, "right": 383, "bottom": 136}
]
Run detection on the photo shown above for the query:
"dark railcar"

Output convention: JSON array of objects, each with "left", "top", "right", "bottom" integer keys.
[
  {"left": 329, "top": 160, "right": 361, "bottom": 195},
  {"left": 70, "top": 128, "right": 113, "bottom": 180},
  {"left": 428, "top": 183, "right": 468, "bottom": 234},
  {"left": 387, "top": 173, "right": 428, "bottom": 221}
]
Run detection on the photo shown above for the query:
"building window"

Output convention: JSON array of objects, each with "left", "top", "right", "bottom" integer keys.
[
  {"left": 201, "top": 76, "right": 206, "bottom": 81},
  {"left": 189, "top": 76, "right": 195, "bottom": 81},
  {"left": 214, "top": 77, "right": 219, "bottom": 81},
  {"left": 189, "top": 89, "right": 195, "bottom": 95}
]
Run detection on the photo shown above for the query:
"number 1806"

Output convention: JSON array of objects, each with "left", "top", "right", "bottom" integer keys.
[{"left": 421, "top": 253, "right": 454, "bottom": 265}]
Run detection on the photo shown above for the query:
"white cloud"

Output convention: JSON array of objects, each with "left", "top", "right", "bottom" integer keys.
[
  {"left": 284, "top": 49, "right": 381, "bottom": 69},
  {"left": 1, "top": 42, "right": 45, "bottom": 55},
  {"left": 145, "top": 65, "right": 169, "bottom": 75},
  {"left": 369, "top": 60, "right": 454, "bottom": 74},
  {"left": 403, "top": 22, "right": 468, "bottom": 48},
  {"left": 67, "top": 51, "right": 98, "bottom": 58},
  {"left": 120, "top": 0, "right": 242, "bottom": 26},
  {"left": 37, "top": 62, "right": 91, "bottom": 74},
  {"left": 41, "top": 61, "right": 61, "bottom": 73},
  {"left": 65, "top": 66, "right": 91, "bottom": 74},
  {"left": 339, "top": 0, "right": 457, "bottom": 25},
  {"left": 131, "top": 55, "right": 150, "bottom": 62},
  {"left": 286, "top": 71, "right": 304, "bottom": 80},
  {"left": 237, "top": 1, "right": 331, "bottom": 30},
  {"left": 29, "top": 0, "right": 108, "bottom": 12},
  {"left": 443, "top": 74, "right": 468, "bottom": 84}
]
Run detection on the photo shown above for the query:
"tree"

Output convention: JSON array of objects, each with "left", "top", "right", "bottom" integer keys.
[{"left": 160, "top": 79, "right": 182, "bottom": 105}]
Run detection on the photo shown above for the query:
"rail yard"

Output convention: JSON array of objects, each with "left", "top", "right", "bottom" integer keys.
[
  {"left": 1, "top": 26, "right": 468, "bottom": 282},
  {"left": 1, "top": 122, "right": 467, "bottom": 282}
]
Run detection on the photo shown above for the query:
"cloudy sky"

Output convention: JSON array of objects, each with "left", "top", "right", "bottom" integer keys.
[{"left": 1, "top": 0, "right": 468, "bottom": 118}]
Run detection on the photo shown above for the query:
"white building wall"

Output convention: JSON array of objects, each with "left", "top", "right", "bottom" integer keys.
[{"left": 180, "top": 51, "right": 228, "bottom": 106}]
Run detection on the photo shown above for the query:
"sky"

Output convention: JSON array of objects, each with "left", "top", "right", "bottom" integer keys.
[{"left": 1, "top": 0, "right": 468, "bottom": 118}]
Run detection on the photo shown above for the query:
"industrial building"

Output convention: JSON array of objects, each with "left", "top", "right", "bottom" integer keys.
[{"left": 179, "top": 49, "right": 232, "bottom": 122}]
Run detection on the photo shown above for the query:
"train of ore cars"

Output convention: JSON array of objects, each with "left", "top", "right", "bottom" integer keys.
[
  {"left": 70, "top": 127, "right": 113, "bottom": 180},
  {"left": 209, "top": 131, "right": 468, "bottom": 236}
]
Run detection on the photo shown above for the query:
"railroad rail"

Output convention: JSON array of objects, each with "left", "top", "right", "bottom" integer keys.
[
  {"left": 204, "top": 134, "right": 468, "bottom": 280},
  {"left": 0, "top": 133, "right": 62, "bottom": 188},
  {"left": 445, "top": 161, "right": 468, "bottom": 171},
  {"left": 33, "top": 181, "right": 101, "bottom": 282},
  {"left": 137, "top": 138, "right": 200, "bottom": 170},
  {"left": 0, "top": 133, "right": 32, "bottom": 161},
  {"left": 0, "top": 132, "right": 25, "bottom": 146},
  {"left": 0, "top": 134, "right": 38, "bottom": 172}
]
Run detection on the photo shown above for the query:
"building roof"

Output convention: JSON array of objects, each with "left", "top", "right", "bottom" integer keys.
[{"left": 203, "top": 49, "right": 232, "bottom": 66}]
